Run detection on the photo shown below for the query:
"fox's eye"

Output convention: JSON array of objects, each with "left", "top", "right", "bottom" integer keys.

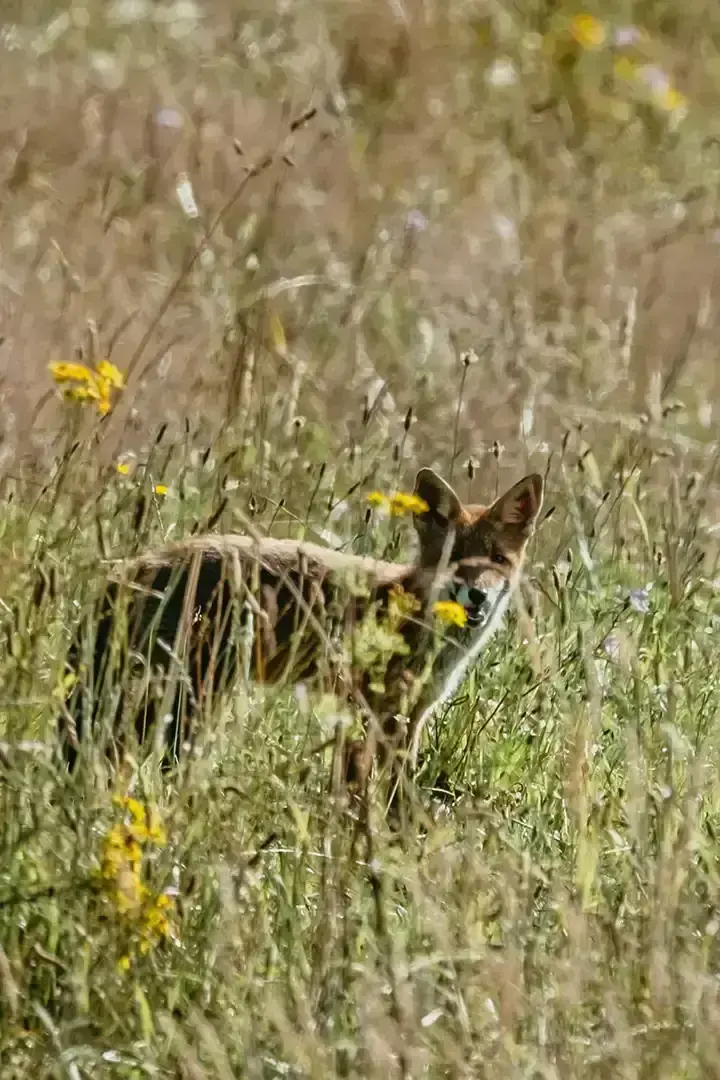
[{"left": 491, "top": 552, "right": 508, "bottom": 566}]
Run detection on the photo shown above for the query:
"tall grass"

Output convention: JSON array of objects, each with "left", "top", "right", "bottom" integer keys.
[{"left": 1, "top": 0, "right": 719, "bottom": 1076}]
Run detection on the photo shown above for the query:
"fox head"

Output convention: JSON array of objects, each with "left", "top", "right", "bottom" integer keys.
[{"left": 412, "top": 467, "right": 544, "bottom": 625}]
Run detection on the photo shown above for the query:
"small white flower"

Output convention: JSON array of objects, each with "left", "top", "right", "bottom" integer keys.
[
  {"left": 406, "top": 209, "right": 428, "bottom": 233},
  {"left": 486, "top": 58, "right": 517, "bottom": 88},
  {"left": 156, "top": 106, "right": 183, "bottom": 129},
  {"left": 613, "top": 26, "right": 641, "bottom": 47},
  {"left": 638, "top": 65, "right": 670, "bottom": 95},
  {"left": 294, "top": 683, "right": 310, "bottom": 713},
  {"left": 176, "top": 173, "right": 199, "bottom": 218},
  {"left": 329, "top": 499, "right": 350, "bottom": 522},
  {"left": 325, "top": 90, "right": 347, "bottom": 117},
  {"left": 421, "top": 1008, "right": 443, "bottom": 1028},
  {"left": 494, "top": 215, "right": 517, "bottom": 242}
]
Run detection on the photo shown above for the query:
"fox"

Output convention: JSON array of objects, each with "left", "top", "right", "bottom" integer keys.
[{"left": 58, "top": 467, "right": 543, "bottom": 798}]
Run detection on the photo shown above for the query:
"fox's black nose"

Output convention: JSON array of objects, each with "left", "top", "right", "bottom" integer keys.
[{"left": 467, "top": 586, "right": 487, "bottom": 609}]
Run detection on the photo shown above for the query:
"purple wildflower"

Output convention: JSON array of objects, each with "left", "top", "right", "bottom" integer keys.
[
  {"left": 406, "top": 209, "right": 428, "bottom": 233},
  {"left": 629, "top": 586, "right": 651, "bottom": 615}
]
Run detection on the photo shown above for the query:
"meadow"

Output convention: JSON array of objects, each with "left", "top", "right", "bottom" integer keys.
[{"left": 1, "top": 1, "right": 719, "bottom": 1076}]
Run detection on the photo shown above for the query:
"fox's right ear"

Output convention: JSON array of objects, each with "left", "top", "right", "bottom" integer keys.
[
  {"left": 413, "top": 468, "right": 462, "bottom": 559},
  {"left": 488, "top": 473, "right": 544, "bottom": 535}
]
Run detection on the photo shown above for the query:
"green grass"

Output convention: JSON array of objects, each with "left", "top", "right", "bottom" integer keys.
[
  {"left": 2, "top": 0, "right": 720, "bottom": 1075},
  {"left": 1, "top": 438, "right": 719, "bottom": 1079}
]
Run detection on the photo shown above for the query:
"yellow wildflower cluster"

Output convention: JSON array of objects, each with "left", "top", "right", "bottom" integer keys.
[
  {"left": 561, "top": 14, "right": 687, "bottom": 119},
  {"left": 110, "top": 795, "right": 167, "bottom": 845},
  {"left": 366, "top": 490, "right": 430, "bottom": 517},
  {"left": 569, "top": 13, "right": 605, "bottom": 50},
  {"left": 49, "top": 359, "right": 125, "bottom": 416},
  {"left": 432, "top": 600, "right": 468, "bottom": 629},
  {"left": 96, "top": 795, "right": 175, "bottom": 973}
]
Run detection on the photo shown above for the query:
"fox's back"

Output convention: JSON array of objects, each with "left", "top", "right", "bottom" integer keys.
[
  {"left": 99, "top": 534, "right": 416, "bottom": 692},
  {"left": 109, "top": 534, "right": 413, "bottom": 593}
]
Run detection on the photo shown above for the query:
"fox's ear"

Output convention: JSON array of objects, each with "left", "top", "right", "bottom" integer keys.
[
  {"left": 413, "top": 468, "right": 462, "bottom": 527},
  {"left": 489, "top": 473, "right": 544, "bottom": 534},
  {"left": 413, "top": 469, "right": 462, "bottom": 560}
]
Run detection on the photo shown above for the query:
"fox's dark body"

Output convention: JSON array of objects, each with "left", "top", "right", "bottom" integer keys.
[
  {"left": 59, "top": 536, "right": 431, "bottom": 771},
  {"left": 62, "top": 551, "right": 237, "bottom": 770}
]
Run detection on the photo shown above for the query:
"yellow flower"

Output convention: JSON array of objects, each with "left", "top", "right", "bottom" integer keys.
[
  {"left": 62, "top": 376, "right": 111, "bottom": 415},
  {"left": 112, "top": 796, "right": 167, "bottom": 845},
  {"left": 654, "top": 86, "right": 687, "bottom": 114},
  {"left": 113, "top": 795, "right": 144, "bottom": 820},
  {"left": 116, "top": 955, "right": 131, "bottom": 974},
  {"left": 388, "top": 492, "right": 430, "bottom": 517},
  {"left": 114, "top": 868, "right": 148, "bottom": 915},
  {"left": 144, "top": 904, "right": 171, "bottom": 937},
  {"left": 367, "top": 490, "right": 430, "bottom": 516},
  {"left": 95, "top": 359, "right": 125, "bottom": 389},
  {"left": 569, "top": 13, "right": 606, "bottom": 49},
  {"left": 154, "top": 484, "right": 169, "bottom": 497},
  {"left": 50, "top": 358, "right": 123, "bottom": 417},
  {"left": 64, "top": 384, "right": 96, "bottom": 403},
  {"left": 127, "top": 798, "right": 146, "bottom": 823},
  {"left": 101, "top": 824, "right": 142, "bottom": 878},
  {"left": 48, "top": 361, "right": 94, "bottom": 384},
  {"left": 138, "top": 892, "right": 175, "bottom": 952},
  {"left": 432, "top": 600, "right": 468, "bottom": 628},
  {"left": 128, "top": 820, "right": 151, "bottom": 843},
  {"left": 104, "top": 821, "right": 128, "bottom": 848},
  {"left": 116, "top": 462, "right": 131, "bottom": 476}
]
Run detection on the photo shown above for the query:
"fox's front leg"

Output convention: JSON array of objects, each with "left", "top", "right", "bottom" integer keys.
[
  {"left": 342, "top": 735, "right": 375, "bottom": 796},
  {"left": 340, "top": 664, "right": 414, "bottom": 797},
  {"left": 382, "top": 654, "right": 454, "bottom": 822},
  {"left": 342, "top": 655, "right": 435, "bottom": 816}
]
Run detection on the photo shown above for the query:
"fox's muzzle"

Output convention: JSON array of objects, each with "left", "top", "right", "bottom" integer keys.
[{"left": 450, "top": 578, "right": 510, "bottom": 629}]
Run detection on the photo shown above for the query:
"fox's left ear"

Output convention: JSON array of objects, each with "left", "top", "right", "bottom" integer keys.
[
  {"left": 412, "top": 468, "right": 463, "bottom": 563},
  {"left": 489, "top": 474, "right": 544, "bottom": 534}
]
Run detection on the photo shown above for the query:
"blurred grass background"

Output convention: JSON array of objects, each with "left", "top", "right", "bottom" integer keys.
[{"left": 1, "top": 0, "right": 720, "bottom": 1076}]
